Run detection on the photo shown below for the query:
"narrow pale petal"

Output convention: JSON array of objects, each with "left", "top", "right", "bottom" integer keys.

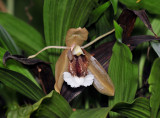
[
  {"left": 84, "top": 50, "right": 115, "bottom": 96},
  {"left": 55, "top": 49, "right": 69, "bottom": 93}
]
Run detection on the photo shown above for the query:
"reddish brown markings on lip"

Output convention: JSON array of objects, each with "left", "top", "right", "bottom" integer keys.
[{"left": 68, "top": 51, "right": 88, "bottom": 77}]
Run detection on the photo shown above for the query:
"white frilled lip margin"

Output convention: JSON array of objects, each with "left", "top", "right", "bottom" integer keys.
[{"left": 63, "top": 71, "right": 94, "bottom": 88}]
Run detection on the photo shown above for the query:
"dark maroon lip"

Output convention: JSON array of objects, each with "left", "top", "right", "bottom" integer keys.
[{"left": 67, "top": 50, "right": 88, "bottom": 78}]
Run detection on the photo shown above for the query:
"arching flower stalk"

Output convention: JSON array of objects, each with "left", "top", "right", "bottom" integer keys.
[{"left": 28, "top": 27, "right": 115, "bottom": 96}]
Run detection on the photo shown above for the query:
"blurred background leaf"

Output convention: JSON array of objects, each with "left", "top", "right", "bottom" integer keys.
[
  {"left": 148, "top": 58, "right": 160, "bottom": 118},
  {"left": 87, "top": 1, "right": 111, "bottom": 27},
  {"left": 110, "top": 0, "right": 118, "bottom": 15},
  {"left": 7, "top": 91, "right": 72, "bottom": 118},
  {"left": 0, "top": 13, "right": 48, "bottom": 61},
  {"left": 0, "top": 25, "right": 20, "bottom": 55}
]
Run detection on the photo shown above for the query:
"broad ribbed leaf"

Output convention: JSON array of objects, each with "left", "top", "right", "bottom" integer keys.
[
  {"left": 34, "top": 91, "right": 73, "bottom": 118},
  {"left": 87, "top": 1, "right": 111, "bottom": 27},
  {"left": 0, "top": 13, "right": 48, "bottom": 61},
  {"left": 70, "top": 108, "right": 110, "bottom": 118},
  {"left": 0, "top": 48, "right": 40, "bottom": 87},
  {"left": 108, "top": 42, "right": 138, "bottom": 117},
  {"left": 119, "top": 0, "right": 160, "bottom": 15},
  {"left": 148, "top": 58, "right": 160, "bottom": 118},
  {"left": 0, "top": 68, "right": 45, "bottom": 101},
  {"left": 7, "top": 91, "right": 72, "bottom": 118},
  {"left": 43, "top": 0, "right": 96, "bottom": 74},
  {"left": 0, "top": 25, "right": 20, "bottom": 54},
  {"left": 70, "top": 98, "right": 150, "bottom": 118},
  {"left": 112, "top": 98, "right": 150, "bottom": 118}
]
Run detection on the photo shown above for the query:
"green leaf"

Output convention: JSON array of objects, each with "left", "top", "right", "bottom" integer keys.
[
  {"left": 8, "top": 91, "right": 73, "bottom": 118},
  {"left": 70, "top": 98, "right": 150, "bottom": 118},
  {"left": 43, "top": 0, "right": 96, "bottom": 74},
  {"left": 70, "top": 108, "right": 110, "bottom": 118},
  {"left": 108, "top": 42, "right": 138, "bottom": 117},
  {"left": 0, "top": 68, "right": 45, "bottom": 101},
  {"left": 34, "top": 91, "right": 73, "bottom": 118},
  {"left": 110, "top": 0, "right": 118, "bottom": 15},
  {"left": 113, "top": 20, "right": 123, "bottom": 42},
  {"left": 87, "top": 1, "right": 111, "bottom": 27},
  {"left": 0, "top": 84, "right": 19, "bottom": 111},
  {"left": 119, "top": 0, "right": 160, "bottom": 15},
  {"left": 0, "top": 13, "right": 48, "bottom": 61},
  {"left": 0, "top": 47, "right": 39, "bottom": 87},
  {"left": 0, "top": 25, "right": 21, "bottom": 54},
  {"left": 112, "top": 97, "right": 150, "bottom": 118},
  {"left": 148, "top": 58, "right": 160, "bottom": 118}
]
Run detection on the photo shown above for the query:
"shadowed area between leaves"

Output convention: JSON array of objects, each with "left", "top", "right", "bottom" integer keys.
[{"left": 3, "top": 51, "right": 54, "bottom": 94}]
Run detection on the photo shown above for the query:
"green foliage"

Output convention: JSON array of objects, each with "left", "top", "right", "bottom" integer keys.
[
  {"left": 0, "top": 13, "right": 48, "bottom": 61},
  {"left": 7, "top": 91, "right": 72, "bottom": 118},
  {"left": 70, "top": 108, "right": 110, "bottom": 118},
  {"left": 119, "top": 0, "right": 160, "bottom": 15},
  {"left": 110, "top": 0, "right": 118, "bottom": 15},
  {"left": 108, "top": 42, "right": 138, "bottom": 117},
  {"left": 148, "top": 58, "right": 160, "bottom": 118},
  {"left": 0, "top": 47, "right": 39, "bottom": 87},
  {"left": 0, "top": 68, "right": 44, "bottom": 101},
  {"left": 70, "top": 97, "right": 150, "bottom": 118},
  {"left": 113, "top": 20, "right": 123, "bottom": 42},
  {"left": 87, "top": 1, "right": 111, "bottom": 27},
  {"left": 0, "top": 0, "right": 159, "bottom": 117},
  {"left": 0, "top": 26, "right": 20, "bottom": 54}
]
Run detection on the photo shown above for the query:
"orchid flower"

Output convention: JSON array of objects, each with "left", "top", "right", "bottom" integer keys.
[{"left": 29, "top": 27, "right": 115, "bottom": 96}]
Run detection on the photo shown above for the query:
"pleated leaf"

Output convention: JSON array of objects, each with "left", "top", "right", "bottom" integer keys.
[
  {"left": 148, "top": 58, "right": 160, "bottom": 118},
  {"left": 0, "top": 25, "right": 20, "bottom": 54},
  {"left": 43, "top": 0, "right": 96, "bottom": 74},
  {"left": 112, "top": 97, "right": 150, "bottom": 118},
  {"left": 0, "top": 13, "right": 48, "bottom": 61},
  {"left": 108, "top": 42, "right": 138, "bottom": 117},
  {"left": 70, "top": 108, "right": 110, "bottom": 118},
  {"left": 34, "top": 91, "right": 73, "bottom": 118},
  {"left": 7, "top": 91, "right": 72, "bottom": 118},
  {"left": 0, "top": 68, "right": 45, "bottom": 101},
  {"left": 70, "top": 97, "right": 150, "bottom": 118}
]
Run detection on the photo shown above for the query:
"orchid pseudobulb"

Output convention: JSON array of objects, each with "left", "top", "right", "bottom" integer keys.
[{"left": 29, "top": 27, "right": 115, "bottom": 96}]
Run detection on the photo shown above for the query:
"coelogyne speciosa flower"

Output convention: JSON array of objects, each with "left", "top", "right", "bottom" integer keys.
[
  {"left": 29, "top": 27, "right": 115, "bottom": 96},
  {"left": 54, "top": 28, "right": 114, "bottom": 96}
]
